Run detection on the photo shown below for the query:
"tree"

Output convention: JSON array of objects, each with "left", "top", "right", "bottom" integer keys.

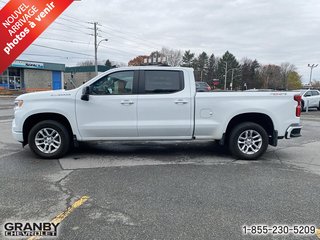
[
  {"left": 128, "top": 55, "right": 148, "bottom": 66},
  {"left": 206, "top": 54, "right": 217, "bottom": 84},
  {"left": 196, "top": 52, "right": 209, "bottom": 81},
  {"left": 192, "top": 58, "right": 200, "bottom": 80},
  {"left": 287, "top": 71, "right": 302, "bottom": 90},
  {"left": 217, "top": 51, "right": 240, "bottom": 89},
  {"left": 257, "top": 64, "right": 282, "bottom": 89},
  {"left": 112, "top": 61, "right": 127, "bottom": 68},
  {"left": 181, "top": 50, "right": 195, "bottom": 67},
  {"left": 105, "top": 59, "right": 113, "bottom": 68},
  {"left": 312, "top": 80, "right": 320, "bottom": 88},
  {"left": 240, "top": 58, "right": 260, "bottom": 89},
  {"left": 160, "top": 47, "right": 183, "bottom": 66},
  {"left": 280, "top": 63, "right": 296, "bottom": 90},
  {"left": 77, "top": 60, "right": 94, "bottom": 66}
]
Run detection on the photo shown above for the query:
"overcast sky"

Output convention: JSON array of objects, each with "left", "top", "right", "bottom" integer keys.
[{"left": 1, "top": 0, "right": 320, "bottom": 82}]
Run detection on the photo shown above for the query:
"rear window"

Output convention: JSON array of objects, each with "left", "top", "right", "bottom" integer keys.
[
  {"left": 312, "top": 91, "right": 320, "bottom": 96},
  {"left": 144, "top": 70, "right": 184, "bottom": 94}
]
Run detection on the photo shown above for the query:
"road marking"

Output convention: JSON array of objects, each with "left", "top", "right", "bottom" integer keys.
[{"left": 28, "top": 196, "right": 89, "bottom": 240}]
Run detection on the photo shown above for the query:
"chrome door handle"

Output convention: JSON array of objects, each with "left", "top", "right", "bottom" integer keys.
[
  {"left": 121, "top": 100, "right": 134, "bottom": 105},
  {"left": 175, "top": 99, "right": 188, "bottom": 104}
]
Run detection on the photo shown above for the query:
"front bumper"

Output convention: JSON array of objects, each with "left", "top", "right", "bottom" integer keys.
[
  {"left": 12, "top": 130, "right": 23, "bottom": 142},
  {"left": 285, "top": 124, "right": 302, "bottom": 139},
  {"left": 12, "top": 119, "right": 24, "bottom": 142}
]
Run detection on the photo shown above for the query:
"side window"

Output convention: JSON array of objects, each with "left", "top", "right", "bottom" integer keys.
[
  {"left": 312, "top": 91, "right": 319, "bottom": 96},
  {"left": 91, "top": 71, "right": 134, "bottom": 95},
  {"left": 144, "top": 70, "right": 184, "bottom": 94},
  {"left": 304, "top": 91, "right": 312, "bottom": 97}
]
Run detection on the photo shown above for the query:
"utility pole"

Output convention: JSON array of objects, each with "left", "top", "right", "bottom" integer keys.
[
  {"left": 230, "top": 68, "right": 241, "bottom": 91},
  {"left": 308, "top": 64, "right": 318, "bottom": 86},
  {"left": 90, "top": 22, "right": 108, "bottom": 76},
  {"left": 94, "top": 22, "right": 98, "bottom": 76},
  {"left": 224, "top": 61, "right": 228, "bottom": 90}
]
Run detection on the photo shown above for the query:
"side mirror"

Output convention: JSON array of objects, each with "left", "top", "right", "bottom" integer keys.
[{"left": 81, "top": 86, "right": 91, "bottom": 101}]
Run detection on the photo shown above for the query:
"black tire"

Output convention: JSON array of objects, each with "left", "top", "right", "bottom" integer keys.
[
  {"left": 28, "top": 120, "right": 70, "bottom": 159},
  {"left": 301, "top": 101, "right": 305, "bottom": 111},
  {"left": 228, "top": 122, "right": 269, "bottom": 160},
  {"left": 318, "top": 102, "right": 320, "bottom": 111}
]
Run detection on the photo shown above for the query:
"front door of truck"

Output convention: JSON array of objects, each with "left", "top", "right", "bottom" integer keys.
[
  {"left": 76, "top": 70, "right": 139, "bottom": 139},
  {"left": 137, "top": 70, "right": 193, "bottom": 139}
]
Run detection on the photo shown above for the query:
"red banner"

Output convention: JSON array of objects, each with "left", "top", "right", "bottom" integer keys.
[{"left": 0, "top": 0, "right": 74, "bottom": 73}]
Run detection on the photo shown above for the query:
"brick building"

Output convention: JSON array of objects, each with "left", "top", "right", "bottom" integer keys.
[{"left": 0, "top": 60, "right": 65, "bottom": 92}]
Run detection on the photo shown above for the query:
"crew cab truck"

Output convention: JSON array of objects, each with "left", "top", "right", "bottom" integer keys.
[{"left": 12, "top": 67, "right": 302, "bottom": 160}]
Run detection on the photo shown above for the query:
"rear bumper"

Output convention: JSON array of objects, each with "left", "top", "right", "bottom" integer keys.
[{"left": 285, "top": 124, "right": 302, "bottom": 139}]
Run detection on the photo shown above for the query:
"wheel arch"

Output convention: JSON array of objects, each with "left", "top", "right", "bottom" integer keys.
[
  {"left": 23, "top": 113, "right": 73, "bottom": 145},
  {"left": 224, "top": 112, "right": 275, "bottom": 145}
]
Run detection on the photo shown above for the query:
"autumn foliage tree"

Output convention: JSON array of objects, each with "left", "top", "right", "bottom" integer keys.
[{"left": 128, "top": 55, "right": 149, "bottom": 66}]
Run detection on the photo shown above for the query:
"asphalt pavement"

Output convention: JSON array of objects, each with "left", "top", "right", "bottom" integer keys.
[{"left": 0, "top": 96, "right": 320, "bottom": 240}]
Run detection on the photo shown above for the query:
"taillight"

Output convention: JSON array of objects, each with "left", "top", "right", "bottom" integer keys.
[{"left": 294, "top": 95, "right": 301, "bottom": 117}]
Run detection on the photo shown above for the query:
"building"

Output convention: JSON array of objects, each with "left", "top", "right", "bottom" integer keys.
[
  {"left": 0, "top": 60, "right": 65, "bottom": 93},
  {"left": 64, "top": 65, "right": 111, "bottom": 90}
]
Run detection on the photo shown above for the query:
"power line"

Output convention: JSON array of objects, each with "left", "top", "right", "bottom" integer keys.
[
  {"left": 59, "top": 17, "right": 90, "bottom": 28},
  {"left": 31, "top": 44, "right": 94, "bottom": 57},
  {"left": 99, "top": 25, "right": 163, "bottom": 50},
  {"left": 53, "top": 20, "right": 92, "bottom": 34},
  {"left": 38, "top": 37, "right": 90, "bottom": 45},
  {"left": 37, "top": 36, "right": 139, "bottom": 57},
  {"left": 48, "top": 24, "right": 92, "bottom": 36},
  {"left": 98, "top": 29, "right": 160, "bottom": 52},
  {"left": 21, "top": 53, "right": 93, "bottom": 60},
  {"left": 99, "top": 45, "right": 138, "bottom": 57},
  {"left": 61, "top": 14, "right": 88, "bottom": 24}
]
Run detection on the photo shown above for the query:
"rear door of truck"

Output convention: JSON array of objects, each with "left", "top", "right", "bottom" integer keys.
[{"left": 137, "top": 69, "right": 193, "bottom": 139}]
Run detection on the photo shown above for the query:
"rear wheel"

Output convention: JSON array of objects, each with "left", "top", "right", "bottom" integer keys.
[
  {"left": 228, "top": 122, "right": 269, "bottom": 160},
  {"left": 28, "top": 120, "right": 70, "bottom": 159},
  {"left": 318, "top": 102, "right": 320, "bottom": 110}
]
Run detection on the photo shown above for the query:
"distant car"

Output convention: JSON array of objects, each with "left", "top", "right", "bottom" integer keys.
[
  {"left": 297, "top": 89, "right": 320, "bottom": 110},
  {"left": 196, "top": 82, "right": 211, "bottom": 92}
]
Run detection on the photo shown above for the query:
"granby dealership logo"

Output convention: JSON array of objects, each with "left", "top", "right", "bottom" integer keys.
[
  {"left": 0, "top": 0, "right": 74, "bottom": 73},
  {"left": 3, "top": 222, "right": 60, "bottom": 237}
]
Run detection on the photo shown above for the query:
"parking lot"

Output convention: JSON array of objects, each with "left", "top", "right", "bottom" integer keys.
[{"left": 1, "top": 96, "right": 320, "bottom": 239}]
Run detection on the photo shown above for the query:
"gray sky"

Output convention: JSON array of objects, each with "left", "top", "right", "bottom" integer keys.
[{"left": 1, "top": 0, "right": 320, "bottom": 82}]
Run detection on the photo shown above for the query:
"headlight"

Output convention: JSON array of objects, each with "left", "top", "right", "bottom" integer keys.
[{"left": 14, "top": 100, "right": 24, "bottom": 109}]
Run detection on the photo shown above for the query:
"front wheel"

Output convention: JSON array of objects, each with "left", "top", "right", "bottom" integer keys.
[
  {"left": 28, "top": 120, "right": 70, "bottom": 159},
  {"left": 228, "top": 122, "right": 269, "bottom": 160}
]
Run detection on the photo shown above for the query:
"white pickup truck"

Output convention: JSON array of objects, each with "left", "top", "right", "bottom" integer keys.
[{"left": 12, "top": 66, "right": 302, "bottom": 160}]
